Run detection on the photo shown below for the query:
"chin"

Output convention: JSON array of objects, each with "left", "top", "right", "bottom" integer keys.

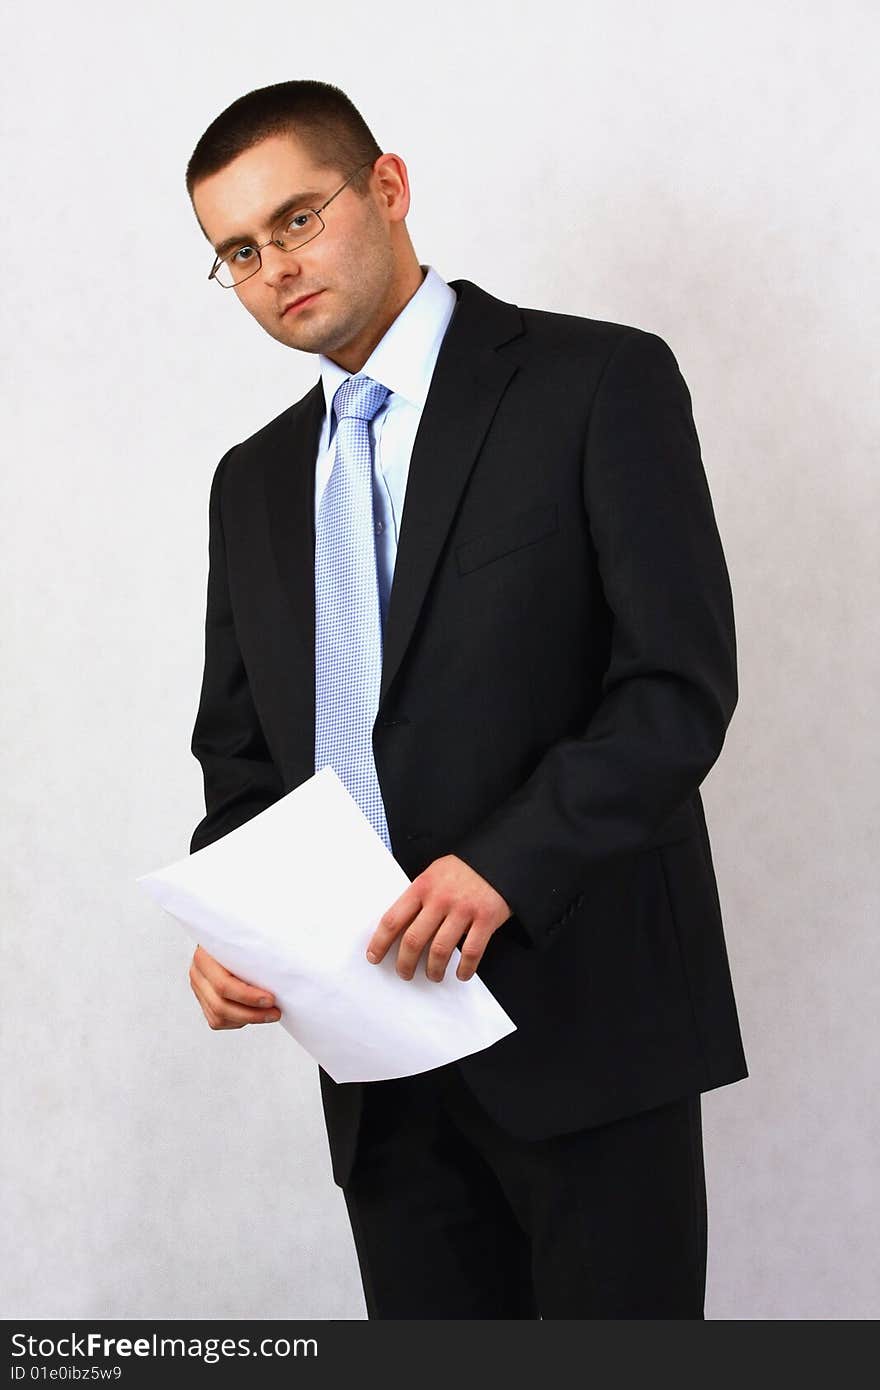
[{"left": 275, "top": 316, "right": 315, "bottom": 341}]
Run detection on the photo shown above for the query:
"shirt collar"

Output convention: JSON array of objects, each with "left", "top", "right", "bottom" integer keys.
[{"left": 317, "top": 264, "right": 457, "bottom": 443}]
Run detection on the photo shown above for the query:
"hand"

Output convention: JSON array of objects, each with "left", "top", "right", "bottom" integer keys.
[
  {"left": 365, "top": 854, "right": 512, "bottom": 983},
  {"left": 189, "top": 945, "right": 281, "bottom": 1030}
]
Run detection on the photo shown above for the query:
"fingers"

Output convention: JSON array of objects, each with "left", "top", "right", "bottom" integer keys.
[
  {"left": 190, "top": 945, "right": 281, "bottom": 1030},
  {"left": 423, "top": 913, "right": 475, "bottom": 982},
  {"left": 455, "top": 924, "right": 494, "bottom": 981},
  {"left": 193, "top": 944, "right": 275, "bottom": 1007},
  {"left": 366, "top": 886, "right": 425, "bottom": 966},
  {"left": 372, "top": 903, "right": 477, "bottom": 983},
  {"left": 366, "top": 856, "right": 512, "bottom": 985},
  {"left": 373, "top": 901, "right": 445, "bottom": 979}
]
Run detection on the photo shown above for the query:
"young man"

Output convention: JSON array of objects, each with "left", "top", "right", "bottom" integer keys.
[{"left": 185, "top": 79, "right": 748, "bottom": 1319}]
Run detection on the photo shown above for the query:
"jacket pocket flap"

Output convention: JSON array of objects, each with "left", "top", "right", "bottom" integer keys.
[{"left": 456, "top": 503, "right": 559, "bottom": 575}]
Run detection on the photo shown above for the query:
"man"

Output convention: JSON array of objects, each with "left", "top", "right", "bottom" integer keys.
[{"left": 184, "top": 79, "right": 749, "bottom": 1319}]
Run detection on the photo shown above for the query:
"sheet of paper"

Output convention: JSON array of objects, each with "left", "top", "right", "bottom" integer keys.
[{"left": 136, "top": 766, "right": 517, "bottom": 1082}]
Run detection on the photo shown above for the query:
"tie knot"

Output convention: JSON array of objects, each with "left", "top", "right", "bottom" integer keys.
[{"left": 332, "top": 374, "right": 390, "bottom": 425}]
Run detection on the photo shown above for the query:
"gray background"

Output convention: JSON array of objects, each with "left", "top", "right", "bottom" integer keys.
[{"left": 2, "top": 0, "right": 877, "bottom": 1319}]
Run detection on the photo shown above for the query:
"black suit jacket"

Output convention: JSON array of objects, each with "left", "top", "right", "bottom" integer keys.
[{"left": 189, "top": 276, "right": 749, "bottom": 1188}]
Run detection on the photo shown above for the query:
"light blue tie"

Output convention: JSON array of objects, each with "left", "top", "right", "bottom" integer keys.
[{"left": 314, "top": 373, "right": 393, "bottom": 851}]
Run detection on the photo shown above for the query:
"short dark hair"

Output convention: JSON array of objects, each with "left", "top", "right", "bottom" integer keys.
[{"left": 185, "top": 79, "right": 383, "bottom": 210}]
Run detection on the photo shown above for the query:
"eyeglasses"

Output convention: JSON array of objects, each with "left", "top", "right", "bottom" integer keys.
[{"left": 208, "top": 160, "right": 375, "bottom": 289}]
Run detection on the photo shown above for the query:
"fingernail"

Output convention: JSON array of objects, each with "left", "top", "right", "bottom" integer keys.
[
  {"left": 258, "top": 996, "right": 272, "bottom": 1006},
  {"left": 366, "top": 950, "right": 379, "bottom": 963}
]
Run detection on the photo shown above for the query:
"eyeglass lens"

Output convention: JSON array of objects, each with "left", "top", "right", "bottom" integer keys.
[{"left": 215, "top": 209, "right": 323, "bottom": 287}]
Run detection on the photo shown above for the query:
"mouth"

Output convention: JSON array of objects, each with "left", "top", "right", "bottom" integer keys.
[{"left": 282, "top": 290, "right": 324, "bottom": 316}]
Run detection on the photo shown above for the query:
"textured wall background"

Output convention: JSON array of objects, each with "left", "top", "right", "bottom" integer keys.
[{"left": 2, "top": 0, "right": 876, "bottom": 1320}]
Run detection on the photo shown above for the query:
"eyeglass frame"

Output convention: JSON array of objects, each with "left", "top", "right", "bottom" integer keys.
[{"left": 207, "top": 159, "right": 376, "bottom": 288}]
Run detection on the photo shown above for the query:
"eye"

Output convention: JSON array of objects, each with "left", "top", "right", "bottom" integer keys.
[
  {"left": 285, "top": 211, "right": 312, "bottom": 231},
  {"left": 230, "top": 246, "right": 256, "bottom": 265}
]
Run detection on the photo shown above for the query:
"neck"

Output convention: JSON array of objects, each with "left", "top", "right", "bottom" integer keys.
[{"left": 327, "top": 262, "right": 427, "bottom": 374}]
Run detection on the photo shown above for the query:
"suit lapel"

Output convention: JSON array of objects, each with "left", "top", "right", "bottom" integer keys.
[
  {"left": 262, "top": 277, "right": 525, "bottom": 723},
  {"left": 263, "top": 380, "right": 322, "bottom": 687},
  {"left": 378, "top": 281, "right": 522, "bottom": 706}
]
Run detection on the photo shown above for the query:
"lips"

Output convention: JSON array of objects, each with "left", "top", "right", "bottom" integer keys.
[{"left": 283, "top": 290, "right": 323, "bottom": 314}]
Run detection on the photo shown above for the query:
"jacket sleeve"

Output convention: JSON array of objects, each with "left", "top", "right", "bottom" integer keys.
[
  {"left": 189, "top": 446, "right": 285, "bottom": 855},
  {"left": 452, "top": 329, "right": 738, "bottom": 950}
]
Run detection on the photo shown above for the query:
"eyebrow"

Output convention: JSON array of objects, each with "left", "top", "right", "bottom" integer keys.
[{"left": 212, "top": 191, "right": 324, "bottom": 257}]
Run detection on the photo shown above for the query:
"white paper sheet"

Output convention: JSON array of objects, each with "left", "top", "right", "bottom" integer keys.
[{"left": 136, "top": 766, "right": 516, "bottom": 1082}]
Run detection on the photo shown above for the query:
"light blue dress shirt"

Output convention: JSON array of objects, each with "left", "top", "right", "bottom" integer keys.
[{"left": 315, "top": 264, "right": 458, "bottom": 631}]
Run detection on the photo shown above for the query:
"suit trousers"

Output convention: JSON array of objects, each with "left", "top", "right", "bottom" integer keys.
[{"left": 341, "top": 1058, "right": 708, "bottom": 1319}]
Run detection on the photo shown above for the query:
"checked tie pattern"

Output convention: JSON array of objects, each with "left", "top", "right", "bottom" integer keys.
[{"left": 314, "top": 373, "right": 393, "bottom": 850}]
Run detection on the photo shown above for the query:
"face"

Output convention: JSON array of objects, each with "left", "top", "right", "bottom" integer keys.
[{"left": 192, "top": 134, "right": 416, "bottom": 370}]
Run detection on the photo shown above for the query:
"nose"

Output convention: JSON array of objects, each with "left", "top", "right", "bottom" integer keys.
[{"left": 259, "top": 241, "right": 304, "bottom": 288}]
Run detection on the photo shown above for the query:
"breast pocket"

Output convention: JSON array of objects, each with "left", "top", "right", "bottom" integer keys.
[{"left": 455, "top": 502, "right": 559, "bottom": 576}]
